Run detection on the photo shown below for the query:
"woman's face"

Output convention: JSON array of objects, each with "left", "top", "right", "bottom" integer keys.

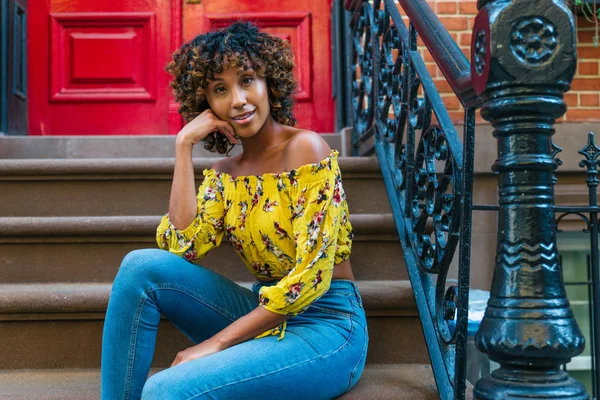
[{"left": 206, "top": 66, "right": 271, "bottom": 138}]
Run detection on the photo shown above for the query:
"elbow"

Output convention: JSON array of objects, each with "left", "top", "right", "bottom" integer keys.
[{"left": 167, "top": 211, "right": 196, "bottom": 231}]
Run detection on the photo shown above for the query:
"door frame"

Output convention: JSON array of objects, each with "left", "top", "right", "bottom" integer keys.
[{"left": 1, "top": 0, "right": 8, "bottom": 134}]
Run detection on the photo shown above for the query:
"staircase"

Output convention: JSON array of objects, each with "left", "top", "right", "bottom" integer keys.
[{"left": 0, "top": 134, "right": 439, "bottom": 399}]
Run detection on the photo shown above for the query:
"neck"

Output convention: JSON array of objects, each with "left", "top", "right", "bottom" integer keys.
[{"left": 238, "top": 115, "right": 288, "bottom": 161}]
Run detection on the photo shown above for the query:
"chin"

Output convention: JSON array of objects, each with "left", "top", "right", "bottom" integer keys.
[
  {"left": 235, "top": 127, "right": 259, "bottom": 139},
  {"left": 236, "top": 117, "right": 268, "bottom": 138}
]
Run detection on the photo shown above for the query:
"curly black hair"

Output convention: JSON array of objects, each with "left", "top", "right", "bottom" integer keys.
[{"left": 165, "top": 21, "right": 298, "bottom": 154}]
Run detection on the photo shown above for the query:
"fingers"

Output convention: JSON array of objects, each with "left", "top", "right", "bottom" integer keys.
[
  {"left": 216, "top": 120, "right": 241, "bottom": 144},
  {"left": 199, "top": 109, "right": 241, "bottom": 145},
  {"left": 170, "top": 352, "right": 183, "bottom": 368},
  {"left": 206, "top": 111, "right": 237, "bottom": 143}
]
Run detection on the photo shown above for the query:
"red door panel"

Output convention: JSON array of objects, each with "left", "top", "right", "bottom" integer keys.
[{"left": 29, "top": 0, "right": 173, "bottom": 135}]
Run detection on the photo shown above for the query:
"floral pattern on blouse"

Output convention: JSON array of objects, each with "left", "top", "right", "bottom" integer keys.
[{"left": 156, "top": 150, "right": 353, "bottom": 340}]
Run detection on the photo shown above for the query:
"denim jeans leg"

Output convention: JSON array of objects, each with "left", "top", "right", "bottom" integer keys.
[
  {"left": 101, "top": 249, "right": 258, "bottom": 400},
  {"left": 141, "top": 280, "right": 369, "bottom": 400}
]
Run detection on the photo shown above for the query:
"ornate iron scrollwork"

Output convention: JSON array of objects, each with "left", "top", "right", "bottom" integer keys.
[
  {"left": 350, "top": 1, "right": 376, "bottom": 152},
  {"left": 347, "top": 0, "right": 474, "bottom": 397},
  {"left": 411, "top": 125, "right": 460, "bottom": 275}
]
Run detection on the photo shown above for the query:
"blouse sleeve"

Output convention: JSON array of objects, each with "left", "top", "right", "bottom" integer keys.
[
  {"left": 256, "top": 164, "right": 348, "bottom": 318},
  {"left": 156, "top": 169, "right": 225, "bottom": 261},
  {"left": 335, "top": 199, "right": 353, "bottom": 264}
]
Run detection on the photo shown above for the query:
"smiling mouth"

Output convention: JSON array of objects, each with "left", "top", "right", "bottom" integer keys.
[{"left": 232, "top": 110, "right": 255, "bottom": 121}]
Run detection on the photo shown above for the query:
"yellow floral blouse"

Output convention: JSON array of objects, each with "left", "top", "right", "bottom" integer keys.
[{"left": 156, "top": 149, "right": 353, "bottom": 340}]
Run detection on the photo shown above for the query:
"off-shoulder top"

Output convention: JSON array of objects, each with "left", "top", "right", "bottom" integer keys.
[{"left": 156, "top": 150, "right": 354, "bottom": 340}]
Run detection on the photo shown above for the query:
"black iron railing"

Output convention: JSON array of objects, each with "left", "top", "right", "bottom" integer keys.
[
  {"left": 554, "top": 133, "right": 600, "bottom": 398},
  {"left": 340, "top": 0, "right": 593, "bottom": 399}
]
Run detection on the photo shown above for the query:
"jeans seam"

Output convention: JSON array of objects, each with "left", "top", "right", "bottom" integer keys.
[
  {"left": 308, "top": 304, "right": 353, "bottom": 318},
  {"left": 347, "top": 321, "right": 369, "bottom": 392},
  {"left": 185, "top": 312, "right": 356, "bottom": 400},
  {"left": 123, "top": 284, "right": 240, "bottom": 400},
  {"left": 146, "top": 283, "right": 239, "bottom": 322},
  {"left": 124, "top": 293, "right": 148, "bottom": 400}
]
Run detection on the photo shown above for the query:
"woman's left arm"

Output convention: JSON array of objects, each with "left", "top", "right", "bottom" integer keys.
[
  {"left": 170, "top": 304, "right": 289, "bottom": 367},
  {"left": 215, "top": 306, "right": 291, "bottom": 347}
]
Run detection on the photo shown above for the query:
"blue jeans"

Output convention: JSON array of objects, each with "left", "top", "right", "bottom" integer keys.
[{"left": 101, "top": 249, "right": 369, "bottom": 399}]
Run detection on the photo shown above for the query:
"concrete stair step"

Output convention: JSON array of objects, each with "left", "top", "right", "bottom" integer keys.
[
  {"left": 0, "top": 281, "right": 428, "bottom": 369},
  {"left": 0, "top": 363, "right": 441, "bottom": 399},
  {"left": 0, "top": 134, "right": 347, "bottom": 159},
  {"left": 0, "top": 156, "right": 391, "bottom": 217},
  {"left": 0, "top": 215, "right": 407, "bottom": 283}
]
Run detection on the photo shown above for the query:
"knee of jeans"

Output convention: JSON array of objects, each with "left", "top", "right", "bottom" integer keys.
[
  {"left": 141, "top": 370, "right": 191, "bottom": 400},
  {"left": 115, "top": 249, "right": 171, "bottom": 288},
  {"left": 141, "top": 373, "right": 169, "bottom": 400}
]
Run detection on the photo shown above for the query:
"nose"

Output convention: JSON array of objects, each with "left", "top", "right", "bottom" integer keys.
[{"left": 231, "top": 86, "right": 246, "bottom": 108}]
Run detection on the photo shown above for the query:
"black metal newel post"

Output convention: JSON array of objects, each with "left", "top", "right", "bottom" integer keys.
[{"left": 471, "top": 0, "right": 588, "bottom": 398}]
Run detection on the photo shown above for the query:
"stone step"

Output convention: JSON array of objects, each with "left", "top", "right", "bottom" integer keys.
[
  {"left": 0, "top": 133, "right": 347, "bottom": 159},
  {"left": 0, "top": 281, "right": 427, "bottom": 369},
  {"left": 0, "top": 156, "right": 391, "bottom": 217},
  {"left": 0, "top": 363, "right": 441, "bottom": 400},
  {"left": 0, "top": 215, "right": 407, "bottom": 284}
]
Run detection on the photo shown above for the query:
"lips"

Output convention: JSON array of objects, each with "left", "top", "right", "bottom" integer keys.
[{"left": 232, "top": 110, "right": 255, "bottom": 121}]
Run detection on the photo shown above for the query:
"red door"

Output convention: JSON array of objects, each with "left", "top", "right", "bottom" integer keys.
[
  {"left": 28, "top": 1, "right": 333, "bottom": 135},
  {"left": 29, "top": 0, "right": 174, "bottom": 135},
  {"left": 183, "top": 1, "right": 334, "bottom": 133}
]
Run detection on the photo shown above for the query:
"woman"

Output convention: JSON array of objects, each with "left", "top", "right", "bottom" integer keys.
[{"left": 101, "top": 21, "right": 368, "bottom": 400}]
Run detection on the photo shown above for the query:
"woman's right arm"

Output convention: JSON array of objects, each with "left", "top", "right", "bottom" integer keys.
[
  {"left": 167, "top": 110, "right": 238, "bottom": 230},
  {"left": 168, "top": 137, "right": 200, "bottom": 230}
]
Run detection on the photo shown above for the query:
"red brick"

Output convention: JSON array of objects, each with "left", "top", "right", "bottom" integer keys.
[
  {"left": 580, "top": 93, "right": 600, "bottom": 107},
  {"left": 577, "top": 61, "right": 599, "bottom": 76},
  {"left": 571, "top": 78, "right": 600, "bottom": 91},
  {"left": 577, "top": 30, "right": 600, "bottom": 45},
  {"left": 423, "top": 50, "right": 435, "bottom": 63},
  {"left": 566, "top": 109, "right": 600, "bottom": 121},
  {"left": 442, "top": 95, "right": 461, "bottom": 110},
  {"left": 467, "top": 16, "right": 475, "bottom": 30},
  {"left": 438, "top": 16, "right": 469, "bottom": 31},
  {"left": 578, "top": 47, "right": 600, "bottom": 59},
  {"left": 450, "top": 32, "right": 458, "bottom": 42},
  {"left": 426, "top": 63, "right": 438, "bottom": 77},
  {"left": 459, "top": 32, "right": 472, "bottom": 47},
  {"left": 576, "top": 15, "right": 599, "bottom": 29},
  {"left": 564, "top": 93, "right": 578, "bottom": 107},
  {"left": 436, "top": 2, "right": 457, "bottom": 15},
  {"left": 458, "top": 1, "right": 479, "bottom": 15},
  {"left": 448, "top": 110, "right": 465, "bottom": 123},
  {"left": 434, "top": 79, "right": 453, "bottom": 93}
]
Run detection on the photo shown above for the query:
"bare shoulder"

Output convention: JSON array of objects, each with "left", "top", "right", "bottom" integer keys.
[
  {"left": 284, "top": 130, "right": 332, "bottom": 171},
  {"left": 210, "top": 154, "right": 240, "bottom": 175}
]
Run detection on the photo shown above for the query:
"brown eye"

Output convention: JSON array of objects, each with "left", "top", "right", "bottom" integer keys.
[{"left": 242, "top": 77, "right": 253, "bottom": 85}]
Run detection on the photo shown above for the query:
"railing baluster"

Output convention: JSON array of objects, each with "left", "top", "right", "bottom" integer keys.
[
  {"left": 578, "top": 131, "right": 600, "bottom": 399},
  {"left": 471, "top": 0, "right": 587, "bottom": 398}
]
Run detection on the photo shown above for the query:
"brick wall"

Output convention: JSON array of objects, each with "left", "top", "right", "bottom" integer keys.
[{"left": 414, "top": 0, "right": 600, "bottom": 123}]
